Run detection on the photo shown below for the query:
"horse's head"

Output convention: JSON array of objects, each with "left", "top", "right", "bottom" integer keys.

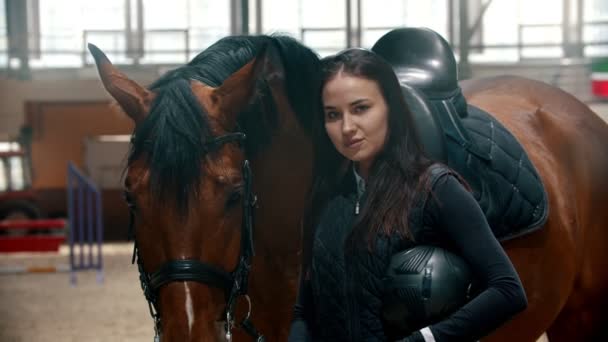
[{"left": 89, "top": 40, "right": 299, "bottom": 341}]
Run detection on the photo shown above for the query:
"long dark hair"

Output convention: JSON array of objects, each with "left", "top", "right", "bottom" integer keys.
[{"left": 302, "top": 49, "right": 434, "bottom": 265}]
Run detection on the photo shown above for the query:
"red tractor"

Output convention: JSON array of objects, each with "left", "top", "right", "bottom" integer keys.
[
  {"left": 0, "top": 149, "right": 41, "bottom": 221},
  {"left": 0, "top": 136, "right": 67, "bottom": 253}
]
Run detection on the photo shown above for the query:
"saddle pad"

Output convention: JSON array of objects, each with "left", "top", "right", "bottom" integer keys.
[{"left": 432, "top": 101, "right": 549, "bottom": 241}]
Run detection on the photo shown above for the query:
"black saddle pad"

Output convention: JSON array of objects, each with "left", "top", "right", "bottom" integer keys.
[{"left": 429, "top": 98, "right": 549, "bottom": 241}]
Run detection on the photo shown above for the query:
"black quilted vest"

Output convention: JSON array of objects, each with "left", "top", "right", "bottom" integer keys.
[{"left": 309, "top": 164, "right": 452, "bottom": 341}]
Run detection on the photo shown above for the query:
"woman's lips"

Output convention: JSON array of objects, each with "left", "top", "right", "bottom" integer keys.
[{"left": 345, "top": 138, "right": 363, "bottom": 148}]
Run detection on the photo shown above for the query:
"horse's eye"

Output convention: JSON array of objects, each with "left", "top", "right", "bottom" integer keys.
[{"left": 226, "top": 189, "right": 243, "bottom": 208}]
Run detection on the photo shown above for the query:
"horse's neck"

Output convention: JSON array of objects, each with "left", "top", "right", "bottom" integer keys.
[
  {"left": 248, "top": 75, "right": 315, "bottom": 255},
  {"left": 251, "top": 127, "right": 312, "bottom": 258},
  {"left": 246, "top": 127, "right": 312, "bottom": 337}
]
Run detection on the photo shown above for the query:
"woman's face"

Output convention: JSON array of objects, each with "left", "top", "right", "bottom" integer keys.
[{"left": 322, "top": 72, "right": 389, "bottom": 171}]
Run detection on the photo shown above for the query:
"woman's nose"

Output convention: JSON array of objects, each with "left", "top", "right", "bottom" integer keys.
[{"left": 341, "top": 113, "right": 356, "bottom": 135}]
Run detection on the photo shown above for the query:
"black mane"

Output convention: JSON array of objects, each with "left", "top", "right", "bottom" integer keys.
[{"left": 128, "top": 35, "right": 321, "bottom": 212}]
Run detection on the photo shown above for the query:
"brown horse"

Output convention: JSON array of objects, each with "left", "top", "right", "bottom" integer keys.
[
  {"left": 89, "top": 35, "right": 321, "bottom": 342},
  {"left": 460, "top": 76, "right": 608, "bottom": 342},
  {"left": 89, "top": 35, "right": 608, "bottom": 341}
]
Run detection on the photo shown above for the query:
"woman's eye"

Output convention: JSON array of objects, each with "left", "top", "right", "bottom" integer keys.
[
  {"left": 325, "top": 111, "right": 339, "bottom": 120},
  {"left": 353, "top": 105, "right": 369, "bottom": 114}
]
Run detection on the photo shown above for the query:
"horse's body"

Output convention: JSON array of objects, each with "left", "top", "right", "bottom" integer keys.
[
  {"left": 90, "top": 34, "right": 608, "bottom": 341},
  {"left": 460, "top": 76, "right": 608, "bottom": 342}
]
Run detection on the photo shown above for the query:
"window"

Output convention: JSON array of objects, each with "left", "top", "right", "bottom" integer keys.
[
  {"left": 362, "top": 0, "right": 448, "bottom": 48},
  {"left": 141, "top": 0, "right": 230, "bottom": 63},
  {"left": 518, "top": 0, "right": 563, "bottom": 59},
  {"left": 467, "top": 0, "right": 564, "bottom": 62},
  {"left": 33, "top": 0, "right": 126, "bottom": 68},
  {"left": 263, "top": 0, "right": 347, "bottom": 56},
  {"left": 584, "top": 0, "right": 608, "bottom": 57},
  {"left": 301, "top": 0, "right": 346, "bottom": 56},
  {"left": 30, "top": 0, "right": 231, "bottom": 67},
  {"left": 8, "top": 0, "right": 608, "bottom": 69},
  {"left": 8, "top": 156, "right": 24, "bottom": 191},
  {"left": 0, "top": 0, "right": 6, "bottom": 68},
  {"left": 262, "top": 0, "right": 301, "bottom": 38},
  {"left": 0, "top": 158, "right": 6, "bottom": 192},
  {"left": 469, "top": 0, "right": 520, "bottom": 62},
  {"left": 0, "top": 142, "right": 26, "bottom": 193},
  {"left": 0, "top": 142, "right": 20, "bottom": 152}
]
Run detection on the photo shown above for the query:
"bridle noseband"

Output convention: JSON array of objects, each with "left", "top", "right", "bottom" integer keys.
[{"left": 125, "top": 132, "right": 265, "bottom": 342}]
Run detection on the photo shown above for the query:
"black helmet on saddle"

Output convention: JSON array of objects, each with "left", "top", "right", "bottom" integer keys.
[{"left": 383, "top": 245, "right": 476, "bottom": 334}]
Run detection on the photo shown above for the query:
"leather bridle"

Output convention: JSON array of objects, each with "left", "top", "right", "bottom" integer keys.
[{"left": 125, "top": 132, "right": 265, "bottom": 342}]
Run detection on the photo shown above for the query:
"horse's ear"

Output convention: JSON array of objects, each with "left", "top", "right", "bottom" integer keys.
[
  {"left": 88, "top": 43, "right": 153, "bottom": 124},
  {"left": 211, "top": 42, "right": 285, "bottom": 128}
]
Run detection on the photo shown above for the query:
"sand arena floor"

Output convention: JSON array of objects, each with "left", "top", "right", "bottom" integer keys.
[
  {"left": 0, "top": 244, "right": 552, "bottom": 342},
  {"left": 0, "top": 243, "right": 152, "bottom": 342}
]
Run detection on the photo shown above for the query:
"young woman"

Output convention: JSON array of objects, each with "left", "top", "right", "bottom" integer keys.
[{"left": 288, "top": 49, "right": 527, "bottom": 342}]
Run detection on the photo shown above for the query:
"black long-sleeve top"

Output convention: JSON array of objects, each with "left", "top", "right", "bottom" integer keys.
[{"left": 289, "top": 173, "right": 528, "bottom": 342}]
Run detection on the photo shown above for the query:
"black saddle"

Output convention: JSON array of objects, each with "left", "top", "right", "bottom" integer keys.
[{"left": 373, "top": 27, "right": 549, "bottom": 241}]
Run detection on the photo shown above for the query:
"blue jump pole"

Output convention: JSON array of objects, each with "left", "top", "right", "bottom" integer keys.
[{"left": 67, "top": 162, "right": 104, "bottom": 285}]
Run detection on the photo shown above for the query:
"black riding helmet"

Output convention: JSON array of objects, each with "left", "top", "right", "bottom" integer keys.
[{"left": 383, "top": 245, "right": 477, "bottom": 334}]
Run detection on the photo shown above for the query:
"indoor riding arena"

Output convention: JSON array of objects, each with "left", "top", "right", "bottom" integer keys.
[{"left": 1, "top": 1, "right": 607, "bottom": 341}]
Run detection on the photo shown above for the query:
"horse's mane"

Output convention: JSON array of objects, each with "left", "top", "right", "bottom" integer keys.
[{"left": 128, "top": 35, "right": 321, "bottom": 212}]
